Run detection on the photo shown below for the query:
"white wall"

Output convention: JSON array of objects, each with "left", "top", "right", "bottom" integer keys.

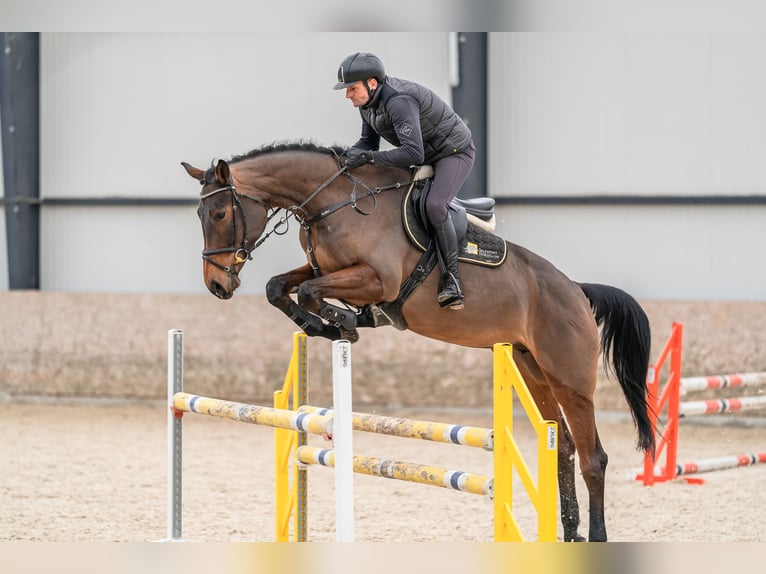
[{"left": 488, "top": 33, "right": 766, "bottom": 301}]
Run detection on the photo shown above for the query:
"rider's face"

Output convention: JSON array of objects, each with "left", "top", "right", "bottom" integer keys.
[{"left": 345, "top": 79, "right": 378, "bottom": 107}]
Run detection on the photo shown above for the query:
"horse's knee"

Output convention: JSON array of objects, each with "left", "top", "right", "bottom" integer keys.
[
  {"left": 265, "top": 276, "right": 287, "bottom": 306},
  {"left": 297, "top": 283, "right": 318, "bottom": 309}
]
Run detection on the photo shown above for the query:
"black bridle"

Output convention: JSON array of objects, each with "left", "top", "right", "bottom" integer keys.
[
  {"left": 198, "top": 159, "right": 412, "bottom": 277},
  {"left": 199, "top": 181, "right": 264, "bottom": 274}
]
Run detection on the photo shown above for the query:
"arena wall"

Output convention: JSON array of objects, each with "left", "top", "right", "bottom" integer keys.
[{"left": 2, "top": 292, "right": 763, "bottom": 410}]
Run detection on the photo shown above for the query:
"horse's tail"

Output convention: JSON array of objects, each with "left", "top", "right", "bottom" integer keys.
[{"left": 578, "top": 282, "right": 655, "bottom": 455}]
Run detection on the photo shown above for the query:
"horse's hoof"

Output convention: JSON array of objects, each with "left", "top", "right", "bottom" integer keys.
[
  {"left": 339, "top": 328, "right": 360, "bottom": 343},
  {"left": 564, "top": 530, "right": 586, "bottom": 542}
]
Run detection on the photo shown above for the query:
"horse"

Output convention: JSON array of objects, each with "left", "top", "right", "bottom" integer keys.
[{"left": 182, "top": 141, "right": 654, "bottom": 542}]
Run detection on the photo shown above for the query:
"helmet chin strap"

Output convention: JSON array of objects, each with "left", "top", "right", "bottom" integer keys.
[
  {"left": 362, "top": 80, "right": 378, "bottom": 109},
  {"left": 365, "top": 79, "right": 377, "bottom": 100}
]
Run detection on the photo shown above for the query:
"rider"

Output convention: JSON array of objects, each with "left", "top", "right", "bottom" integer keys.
[{"left": 334, "top": 51, "right": 475, "bottom": 310}]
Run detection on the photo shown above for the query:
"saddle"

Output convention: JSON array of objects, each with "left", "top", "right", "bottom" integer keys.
[
  {"left": 361, "top": 166, "right": 508, "bottom": 332},
  {"left": 403, "top": 166, "right": 507, "bottom": 267}
]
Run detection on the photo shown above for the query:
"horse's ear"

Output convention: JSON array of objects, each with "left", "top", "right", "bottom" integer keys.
[
  {"left": 215, "top": 159, "right": 231, "bottom": 185},
  {"left": 181, "top": 162, "right": 205, "bottom": 182}
]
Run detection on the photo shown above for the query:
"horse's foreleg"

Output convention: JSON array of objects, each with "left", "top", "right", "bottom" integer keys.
[
  {"left": 265, "top": 263, "right": 340, "bottom": 340},
  {"left": 296, "top": 264, "right": 384, "bottom": 312},
  {"left": 296, "top": 264, "right": 385, "bottom": 341}
]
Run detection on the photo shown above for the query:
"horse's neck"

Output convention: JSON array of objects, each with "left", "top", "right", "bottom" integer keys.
[
  {"left": 233, "top": 155, "right": 410, "bottom": 218},
  {"left": 231, "top": 163, "right": 308, "bottom": 209}
]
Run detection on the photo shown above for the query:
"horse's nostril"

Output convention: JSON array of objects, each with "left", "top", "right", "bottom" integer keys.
[{"left": 211, "top": 280, "right": 225, "bottom": 298}]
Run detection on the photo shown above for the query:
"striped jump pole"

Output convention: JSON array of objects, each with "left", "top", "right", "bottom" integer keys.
[
  {"left": 172, "top": 392, "right": 333, "bottom": 435},
  {"left": 166, "top": 330, "right": 558, "bottom": 542},
  {"left": 636, "top": 322, "right": 765, "bottom": 486},
  {"left": 296, "top": 445, "right": 493, "bottom": 496},
  {"left": 679, "top": 395, "right": 766, "bottom": 417},
  {"left": 680, "top": 372, "right": 766, "bottom": 394},
  {"left": 281, "top": 341, "right": 558, "bottom": 542},
  {"left": 630, "top": 452, "right": 766, "bottom": 481},
  {"left": 299, "top": 405, "right": 493, "bottom": 450}
]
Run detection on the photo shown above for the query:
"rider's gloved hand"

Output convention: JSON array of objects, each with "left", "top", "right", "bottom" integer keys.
[{"left": 343, "top": 148, "right": 374, "bottom": 169}]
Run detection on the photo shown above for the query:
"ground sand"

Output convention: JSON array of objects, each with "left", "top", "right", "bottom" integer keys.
[{"left": 1, "top": 399, "right": 763, "bottom": 542}]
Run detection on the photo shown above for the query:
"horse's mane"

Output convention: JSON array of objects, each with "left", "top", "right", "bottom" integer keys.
[{"left": 229, "top": 141, "right": 345, "bottom": 164}]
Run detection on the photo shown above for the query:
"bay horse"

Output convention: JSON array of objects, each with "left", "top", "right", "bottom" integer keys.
[{"left": 182, "top": 141, "right": 654, "bottom": 542}]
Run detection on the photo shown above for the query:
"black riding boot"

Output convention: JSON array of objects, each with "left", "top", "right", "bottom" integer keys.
[{"left": 433, "top": 216, "right": 464, "bottom": 310}]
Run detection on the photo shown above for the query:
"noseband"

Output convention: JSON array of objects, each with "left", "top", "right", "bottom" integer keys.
[{"left": 199, "top": 181, "right": 263, "bottom": 274}]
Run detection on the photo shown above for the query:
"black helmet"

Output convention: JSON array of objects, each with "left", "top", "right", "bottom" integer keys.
[{"left": 333, "top": 52, "right": 386, "bottom": 90}]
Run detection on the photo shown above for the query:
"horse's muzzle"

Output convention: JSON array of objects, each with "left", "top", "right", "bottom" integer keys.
[{"left": 209, "top": 274, "right": 240, "bottom": 300}]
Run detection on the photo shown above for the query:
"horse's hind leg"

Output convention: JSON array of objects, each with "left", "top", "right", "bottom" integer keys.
[
  {"left": 555, "top": 418, "right": 585, "bottom": 541},
  {"left": 547, "top": 375, "right": 609, "bottom": 542},
  {"left": 513, "top": 348, "right": 583, "bottom": 542}
]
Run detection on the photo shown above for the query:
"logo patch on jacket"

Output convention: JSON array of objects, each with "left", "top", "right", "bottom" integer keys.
[{"left": 398, "top": 123, "right": 413, "bottom": 136}]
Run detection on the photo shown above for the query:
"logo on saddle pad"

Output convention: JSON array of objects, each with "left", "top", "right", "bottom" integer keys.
[{"left": 402, "top": 182, "right": 507, "bottom": 267}]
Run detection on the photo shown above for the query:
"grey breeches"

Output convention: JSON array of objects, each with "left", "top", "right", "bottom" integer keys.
[{"left": 425, "top": 140, "right": 476, "bottom": 225}]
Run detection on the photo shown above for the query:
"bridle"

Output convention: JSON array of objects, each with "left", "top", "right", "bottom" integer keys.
[
  {"left": 199, "top": 180, "right": 264, "bottom": 274},
  {"left": 198, "top": 157, "right": 413, "bottom": 277}
]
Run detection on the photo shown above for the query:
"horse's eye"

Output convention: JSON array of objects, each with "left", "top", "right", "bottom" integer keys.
[{"left": 213, "top": 211, "right": 226, "bottom": 221}]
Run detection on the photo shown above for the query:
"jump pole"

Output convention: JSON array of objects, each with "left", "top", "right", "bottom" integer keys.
[
  {"left": 165, "top": 331, "right": 558, "bottom": 542},
  {"left": 680, "top": 372, "right": 766, "bottom": 394},
  {"left": 331, "top": 339, "right": 354, "bottom": 542},
  {"left": 164, "top": 329, "right": 184, "bottom": 542},
  {"left": 635, "top": 322, "right": 766, "bottom": 485}
]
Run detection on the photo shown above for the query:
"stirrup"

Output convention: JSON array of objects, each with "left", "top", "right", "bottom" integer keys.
[
  {"left": 437, "top": 273, "right": 464, "bottom": 310},
  {"left": 438, "top": 293, "right": 464, "bottom": 310}
]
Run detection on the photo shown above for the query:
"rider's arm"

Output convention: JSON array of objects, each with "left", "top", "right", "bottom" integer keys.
[
  {"left": 352, "top": 115, "right": 381, "bottom": 151},
  {"left": 369, "top": 94, "right": 425, "bottom": 167}
]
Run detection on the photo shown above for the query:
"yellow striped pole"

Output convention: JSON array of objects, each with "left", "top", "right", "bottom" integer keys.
[
  {"left": 172, "top": 392, "right": 330, "bottom": 434},
  {"left": 296, "top": 445, "right": 493, "bottom": 496},
  {"left": 299, "top": 405, "right": 493, "bottom": 449}
]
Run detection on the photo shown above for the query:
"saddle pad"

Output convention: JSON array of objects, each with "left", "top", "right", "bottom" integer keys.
[{"left": 402, "top": 182, "right": 507, "bottom": 267}]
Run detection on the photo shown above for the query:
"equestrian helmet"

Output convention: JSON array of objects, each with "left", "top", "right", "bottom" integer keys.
[{"left": 333, "top": 52, "right": 386, "bottom": 90}]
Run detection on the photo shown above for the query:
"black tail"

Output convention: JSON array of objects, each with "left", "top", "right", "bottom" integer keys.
[{"left": 579, "top": 282, "right": 655, "bottom": 455}]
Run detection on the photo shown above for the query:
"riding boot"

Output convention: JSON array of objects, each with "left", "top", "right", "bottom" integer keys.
[{"left": 433, "top": 216, "right": 464, "bottom": 310}]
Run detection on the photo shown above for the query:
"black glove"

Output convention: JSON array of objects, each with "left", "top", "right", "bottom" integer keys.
[{"left": 343, "top": 148, "right": 373, "bottom": 169}]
